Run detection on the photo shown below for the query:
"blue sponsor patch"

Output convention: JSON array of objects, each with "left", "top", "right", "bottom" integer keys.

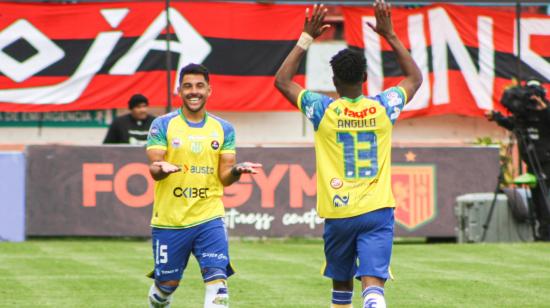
[{"left": 332, "top": 194, "right": 350, "bottom": 207}]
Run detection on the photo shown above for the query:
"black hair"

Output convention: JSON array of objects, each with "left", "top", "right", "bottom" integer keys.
[
  {"left": 128, "top": 94, "right": 148, "bottom": 109},
  {"left": 330, "top": 48, "right": 366, "bottom": 85},
  {"left": 178, "top": 63, "right": 210, "bottom": 85}
]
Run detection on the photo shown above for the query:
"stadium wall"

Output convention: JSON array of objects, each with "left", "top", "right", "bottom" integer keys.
[
  {"left": 25, "top": 145, "right": 499, "bottom": 238},
  {"left": 0, "top": 152, "right": 25, "bottom": 242},
  {"left": 0, "top": 112, "right": 509, "bottom": 145}
]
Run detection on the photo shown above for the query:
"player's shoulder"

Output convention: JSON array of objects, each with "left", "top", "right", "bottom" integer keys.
[
  {"left": 373, "top": 87, "right": 407, "bottom": 105},
  {"left": 208, "top": 113, "right": 234, "bottom": 130},
  {"left": 149, "top": 110, "right": 179, "bottom": 136},
  {"left": 301, "top": 90, "right": 335, "bottom": 105},
  {"left": 153, "top": 110, "right": 179, "bottom": 124}
]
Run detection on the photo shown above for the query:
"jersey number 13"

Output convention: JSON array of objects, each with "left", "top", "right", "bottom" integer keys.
[{"left": 337, "top": 131, "right": 378, "bottom": 179}]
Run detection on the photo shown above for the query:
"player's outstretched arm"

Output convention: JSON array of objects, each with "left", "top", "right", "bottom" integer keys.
[
  {"left": 367, "top": 0, "right": 422, "bottom": 101},
  {"left": 218, "top": 153, "right": 262, "bottom": 186},
  {"left": 275, "top": 4, "right": 331, "bottom": 107},
  {"left": 147, "top": 149, "right": 181, "bottom": 181}
]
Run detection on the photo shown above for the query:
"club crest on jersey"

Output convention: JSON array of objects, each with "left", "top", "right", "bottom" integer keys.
[
  {"left": 190, "top": 141, "right": 203, "bottom": 153},
  {"left": 211, "top": 140, "right": 220, "bottom": 150},
  {"left": 171, "top": 137, "right": 181, "bottom": 148},
  {"left": 330, "top": 178, "right": 343, "bottom": 189},
  {"left": 333, "top": 194, "right": 350, "bottom": 207}
]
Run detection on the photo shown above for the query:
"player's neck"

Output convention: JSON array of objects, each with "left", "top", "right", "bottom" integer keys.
[
  {"left": 337, "top": 86, "right": 363, "bottom": 100},
  {"left": 180, "top": 107, "right": 206, "bottom": 123}
]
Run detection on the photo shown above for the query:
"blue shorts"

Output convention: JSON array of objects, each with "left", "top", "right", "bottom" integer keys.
[
  {"left": 151, "top": 218, "right": 234, "bottom": 282},
  {"left": 322, "top": 208, "right": 394, "bottom": 281}
]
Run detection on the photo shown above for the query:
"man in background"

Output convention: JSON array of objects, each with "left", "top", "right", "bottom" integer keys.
[
  {"left": 103, "top": 94, "right": 155, "bottom": 145},
  {"left": 486, "top": 79, "right": 550, "bottom": 241}
]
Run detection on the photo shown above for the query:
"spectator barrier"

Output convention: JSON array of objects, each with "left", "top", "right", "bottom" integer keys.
[{"left": 25, "top": 145, "right": 499, "bottom": 238}]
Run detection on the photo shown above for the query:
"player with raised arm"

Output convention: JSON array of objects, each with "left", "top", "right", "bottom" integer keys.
[
  {"left": 146, "top": 63, "right": 261, "bottom": 308},
  {"left": 275, "top": 1, "right": 422, "bottom": 307}
]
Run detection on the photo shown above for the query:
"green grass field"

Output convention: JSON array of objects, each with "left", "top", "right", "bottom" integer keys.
[{"left": 1, "top": 239, "right": 549, "bottom": 307}]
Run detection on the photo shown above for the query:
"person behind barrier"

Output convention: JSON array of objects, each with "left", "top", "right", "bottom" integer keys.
[
  {"left": 486, "top": 78, "right": 550, "bottom": 241},
  {"left": 145, "top": 63, "right": 262, "bottom": 308},
  {"left": 103, "top": 94, "right": 155, "bottom": 145}
]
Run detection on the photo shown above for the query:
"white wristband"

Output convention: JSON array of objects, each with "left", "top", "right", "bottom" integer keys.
[{"left": 296, "top": 32, "right": 314, "bottom": 50}]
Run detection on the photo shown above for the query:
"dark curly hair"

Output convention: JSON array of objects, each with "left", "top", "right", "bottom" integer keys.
[
  {"left": 330, "top": 48, "right": 366, "bottom": 85},
  {"left": 179, "top": 63, "right": 210, "bottom": 85}
]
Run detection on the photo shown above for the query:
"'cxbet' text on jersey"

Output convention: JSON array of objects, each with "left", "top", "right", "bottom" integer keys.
[{"left": 173, "top": 187, "right": 209, "bottom": 199}]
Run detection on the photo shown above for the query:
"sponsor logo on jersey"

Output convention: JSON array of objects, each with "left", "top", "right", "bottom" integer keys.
[
  {"left": 188, "top": 135, "right": 206, "bottom": 141},
  {"left": 190, "top": 165, "right": 214, "bottom": 175},
  {"left": 171, "top": 137, "right": 181, "bottom": 148},
  {"left": 330, "top": 178, "right": 343, "bottom": 189},
  {"left": 386, "top": 91, "right": 403, "bottom": 107},
  {"left": 305, "top": 104, "right": 315, "bottom": 120},
  {"left": 173, "top": 187, "right": 209, "bottom": 199},
  {"left": 332, "top": 194, "right": 350, "bottom": 207},
  {"left": 149, "top": 126, "right": 159, "bottom": 137},
  {"left": 211, "top": 140, "right": 220, "bottom": 150},
  {"left": 343, "top": 106, "right": 377, "bottom": 119}
]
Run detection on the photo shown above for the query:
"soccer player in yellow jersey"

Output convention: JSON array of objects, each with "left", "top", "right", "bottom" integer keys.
[
  {"left": 275, "top": 1, "right": 422, "bottom": 307},
  {"left": 146, "top": 63, "right": 261, "bottom": 308}
]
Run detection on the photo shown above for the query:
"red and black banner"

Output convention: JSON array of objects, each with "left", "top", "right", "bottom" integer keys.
[
  {"left": 0, "top": 2, "right": 305, "bottom": 112},
  {"left": 343, "top": 4, "right": 550, "bottom": 118},
  {"left": 1, "top": 2, "right": 549, "bottom": 114}
]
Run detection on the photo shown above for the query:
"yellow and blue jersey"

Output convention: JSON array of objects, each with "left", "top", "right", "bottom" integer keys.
[
  {"left": 146, "top": 109, "right": 236, "bottom": 228},
  {"left": 298, "top": 87, "right": 408, "bottom": 219}
]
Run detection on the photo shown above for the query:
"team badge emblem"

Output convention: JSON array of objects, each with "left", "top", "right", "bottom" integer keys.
[
  {"left": 330, "top": 178, "right": 343, "bottom": 189},
  {"left": 211, "top": 140, "right": 220, "bottom": 150},
  {"left": 191, "top": 141, "right": 203, "bottom": 153}
]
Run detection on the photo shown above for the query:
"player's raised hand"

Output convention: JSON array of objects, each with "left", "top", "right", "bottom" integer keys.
[
  {"left": 367, "top": 0, "right": 395, "bottom": 38},
  {"left": 232, "top": 162, "right": 263, "bottom": 175},
  {"left": 304, "top": 4, "right": 331, "bottom": 39},
  {"left": 152, "top": 161, "right": 181, "bottom": 174},
  {"left": 484, "top": 110, "right": 496, "bottom": 121}
]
